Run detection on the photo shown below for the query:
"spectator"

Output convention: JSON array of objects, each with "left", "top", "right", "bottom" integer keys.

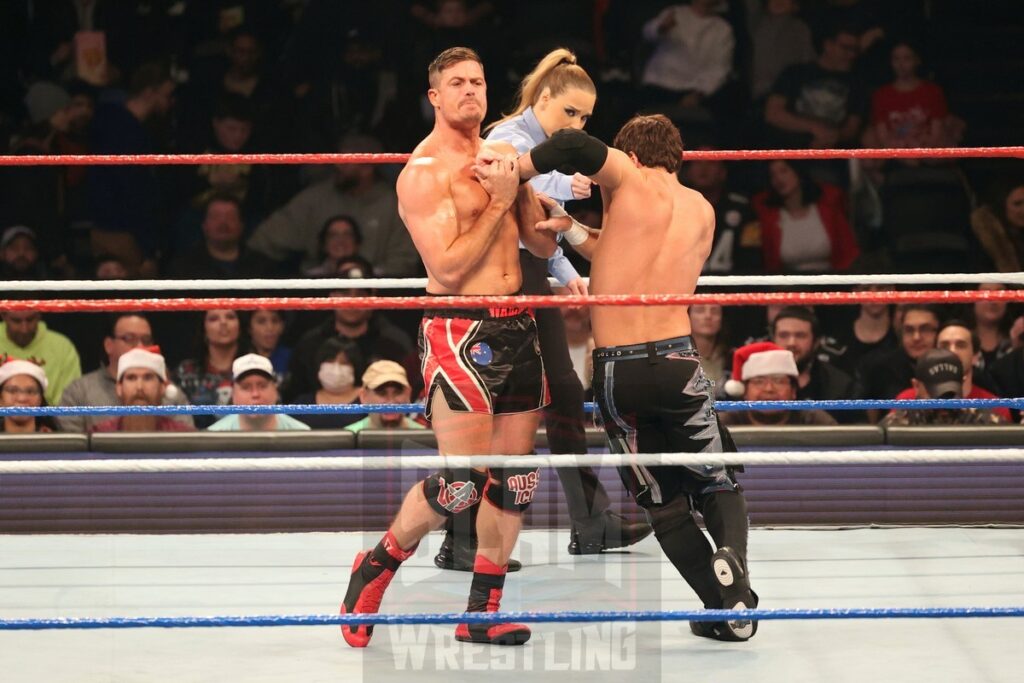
[
  {"left": 719, "top": 342, "right": 836, "bottom": 426},
  {"left": 690, "top": 303, "right": 729, "bottom": 388},
  {"left": 87, "top": 62, "right": 176, "bottom": 277},
  {"left": 247, "top": 310, "right": 291, "bottom": 382},
  {"left": 2, "top": 81, "right": 93, "bottom": 277},
  {"left": 971, "top": 179, "right": 1024, "bottom": 272},
  {"left": 970, "top": 283, "right": 1019, "bottom": 376},
  {"left": 91, "top": 347, "right": 196, "bottom": 433},
  {"left": 167, "top": 194, "right": 276, "bottom": 278},
  {"left": 171, "top": 94, "right": 277, "bottom": 253},
  {"left": 174, "top": 309, "right": 242, "bottom": 424},
  {"left": 58, "top": 313, "right": 193, "bottom": 433},
  {"left": 857, "top": 303, "right": 940, "bottom": 404},
  {"left": 681, "top": 148, "right": 761, "bottom": 274},
  {"left": 344, "top": 360, "right": 425, "bottom": 433},
  {"left": 0, "top": 358, "right": 55, "bottom": 434},
  {"left": 93, "top": 254, "right": 130, "bottom": 280},
  {"left": 0, "top": 225, "right": 49, "bottom": 279},
  {"left": 752, "top": 160, "right": 859, "bottom": 272},
  {"left": 823, "top": 283, "right": 897, "bottom": 376},
  {"left": 867, "top": 40, "right": 955, "bottom": 150},
  {"left": 763, "top": 21, "right": 865, "bottom": 149},
  {"left": 882, "top": 349, "right": 1005, "bottom": 426},
  {"left": 888, "top": 320, "right": 1011, "bottom": 423},
  {"left": 303, "top": 215, "right": 362, "bottom": 278},
  {"left": 284, "top": 258, "right": 413, "bottom": 400},
  {"left": 0, "top": 311, "right": 80, "bottom": 405},
  {"left": 990, "top": 343, "right": 1024, "bottom": 423},
  {"left": 291, "top": 338, "right": 364, "bottom": 430},
  {"left": 640, "top": 1, "right": 735, "bottom": 122},
  {"left": 247, "top": 133, "right": 420, "bottom": 276},
  {"left": 208, "top": 354, "right": 310, "bottom": 431},
  {"left": 770, "top": 306, "right": 858, "bottom": 408},
  {"left": 748, "top": 0, "right": 815, "bottom": 101}
]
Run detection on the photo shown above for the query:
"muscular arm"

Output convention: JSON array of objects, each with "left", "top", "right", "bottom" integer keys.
[
  {"left": 396, "top": 159, "right": 512, "bottom": 289},
  {"left": 514, "top": 183, "right": 557, "bottom": 259}
]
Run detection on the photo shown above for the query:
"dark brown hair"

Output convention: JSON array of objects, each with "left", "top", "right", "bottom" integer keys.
[
  {"left": 612, "top": 114, "right": 683, "bottom": 173},
  {"left": 428, "top": 47, "right": 483, "bottom": 88}
]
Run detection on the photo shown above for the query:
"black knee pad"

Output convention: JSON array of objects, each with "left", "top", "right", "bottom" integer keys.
[
  {"left": 646, "top": 494, "right": 695, "bottom": 537},
  {"left": 530, "top": 129, "right": 609, "bottom": 176},
  {"left": 423, "top": 468, "right": 488, "bottom": 516},
  {"left": 484, "top": 466, "right": 541, "bottom": 512}
]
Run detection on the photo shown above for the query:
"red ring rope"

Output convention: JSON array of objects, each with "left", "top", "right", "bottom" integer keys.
[
  {"left": 4, "top": 290, "right": 1023, "bottom": 313},
  {"left": 0, "top": 147, "right": 1021, "bottom": 166}
]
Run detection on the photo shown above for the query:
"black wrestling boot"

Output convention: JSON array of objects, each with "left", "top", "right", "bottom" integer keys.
[
  {"left": 689, "top": 548, "right": 758, "bottom": 642},
  {"left": 434, "top": 531, "right": 522, "bottom": 572},
  {"left": 568, "top": 511, "right": 653, "bottom": 555}
]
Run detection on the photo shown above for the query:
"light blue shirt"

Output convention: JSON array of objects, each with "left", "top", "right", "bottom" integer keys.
[
  {"left": 487, "top": 107, "right": 581, "bottom": 286},
  {"left": 207, "top": 413, "right": 311, "bottom": 431}
]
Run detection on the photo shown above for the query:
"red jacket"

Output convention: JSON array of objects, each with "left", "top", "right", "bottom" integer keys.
[
  {"left": 892, "top": 385, "right": 1011, "bottom": 423},
  {"left": 752, "top": 184, "right": 859, "bottom": 272}
]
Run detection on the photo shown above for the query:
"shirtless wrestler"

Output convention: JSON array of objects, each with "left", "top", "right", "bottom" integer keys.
[
  {"left": 512, "top": 114, "right": 759, "bottom": 641},
  {"left": 340, "top": 47, "right": 556, "bottom": 648}
]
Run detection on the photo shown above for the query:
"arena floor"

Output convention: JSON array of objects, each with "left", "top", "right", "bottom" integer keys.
[{"left": 2, "top": 527, "right": 1022, "bottom": 682}]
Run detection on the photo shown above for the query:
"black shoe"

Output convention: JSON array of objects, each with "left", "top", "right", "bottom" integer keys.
[
  {"left": 433, "top": 533, "right": 522, "bottom": 573},
  {"left": 567, "top": 511, "right": 653, "bottom": 555},
  {"left": 706, "top": 547, "right": 757, "bottom": 640},
  {"left": 689, "top": 589, "right": 760, "bottom": 642}
]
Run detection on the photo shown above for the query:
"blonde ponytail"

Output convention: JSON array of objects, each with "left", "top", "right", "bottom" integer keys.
[{"left": 485, "top": 48, "right": 595, "bottom": 133}]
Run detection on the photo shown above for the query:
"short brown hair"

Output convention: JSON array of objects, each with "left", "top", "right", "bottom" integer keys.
[
  {"left": 428, "top": 47, "right": 483, "bottom": 87},
  {"left": 612, "top": 114, "right": 683, "bottom": 173}
]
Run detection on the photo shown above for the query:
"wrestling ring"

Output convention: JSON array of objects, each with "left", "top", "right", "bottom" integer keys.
[{"left": 1, "top": 146, "right": 1023, "bottom": 682}]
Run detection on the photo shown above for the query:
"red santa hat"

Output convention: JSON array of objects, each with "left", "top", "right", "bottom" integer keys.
[{"left": 723, "top": 342, "right": 799, "bottom": 397}]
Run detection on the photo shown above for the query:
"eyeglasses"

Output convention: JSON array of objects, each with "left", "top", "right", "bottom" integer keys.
[
  {"left": 901, "top": 325, "right": 938, "bottom": 337},
  {"left": 112, "top": 334, "right": 154, "bottom": 346},
  {"left": 746, "top": 375, "right": 792, "bottom": 389},
  {"left": 2, "top": 385, "right": 41, "bottom": 397}
]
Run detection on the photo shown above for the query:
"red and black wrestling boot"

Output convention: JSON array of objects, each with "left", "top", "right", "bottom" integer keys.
[
  {"left": 340, "top": 530, "right": 416, "bottom": 647},
  {"left": 454, "top": 555, "right": 531, "bottom": 646}
]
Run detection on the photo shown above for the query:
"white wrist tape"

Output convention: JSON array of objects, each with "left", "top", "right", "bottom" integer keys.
[{"left": 564, "top": 219, "right": 590, "bottom": 245}]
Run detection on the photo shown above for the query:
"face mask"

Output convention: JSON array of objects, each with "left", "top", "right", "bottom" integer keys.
[{"left": 318, "top": 362, "right": 355, "bottom": 392}]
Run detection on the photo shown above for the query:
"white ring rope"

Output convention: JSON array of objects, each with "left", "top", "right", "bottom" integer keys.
[
  {"left": 2, "top": 449, "right": 1023, "bottom": 475},
  {"left": 3, "top": 272, "right": 1024, "bottom": 292}
]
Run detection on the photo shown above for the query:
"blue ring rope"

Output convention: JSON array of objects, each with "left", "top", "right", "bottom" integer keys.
[
  {"left": 2, "top": 397, "right": 1023, "bottom": 417},
  {"left": 1, "top": 607, "right": 1021, "bottom": 630}
]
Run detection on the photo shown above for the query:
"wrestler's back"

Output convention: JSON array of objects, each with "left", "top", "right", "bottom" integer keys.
[
  {"left": 589, "top": 170, "right": 713, "bottom": 347},
  {"left": 400, "top": 137, "right": 522, "bottom": 295}
]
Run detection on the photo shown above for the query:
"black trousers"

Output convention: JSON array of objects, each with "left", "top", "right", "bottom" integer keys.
[{"left": 520, "top": 250, "right": 610, "bottom": 521}]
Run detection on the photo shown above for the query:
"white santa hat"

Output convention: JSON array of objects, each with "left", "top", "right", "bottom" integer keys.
[
  {"left": 0, "top": 358, "right": 49, "bottom": 391},
  {"left": 117, "top": 346, "right": 167, "bottom": 382},
  {"left": 723, "top": 342, "right": 799, "bottom": 397}
]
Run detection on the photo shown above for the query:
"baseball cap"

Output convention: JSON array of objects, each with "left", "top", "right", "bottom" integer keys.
[
  {"left": 361, "top": 360, "right": 410, "bottom": 390},
  {"left": 232, "top": 353, "right": 276, "bottom": 381},
  {"left": 23, "top": 81, "right": 71, "bottom": 124},
  {"left": 0, "top": 358, "right": 49, "bottom": 391},
  {"left": 117, "top": 347, "right": 167, "bottom": 382},
  {"left": 1, "top": 225, "right": 37, "bottom": 249},
  {"left": 914, "top": 348, "right": 963, "bottom": 399}
]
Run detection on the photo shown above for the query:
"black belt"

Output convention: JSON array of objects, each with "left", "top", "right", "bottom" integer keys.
[{"left": 593, "top": 335, "right": 698, "bottom": 361}]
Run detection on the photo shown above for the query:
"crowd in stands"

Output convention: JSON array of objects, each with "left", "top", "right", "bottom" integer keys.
[{"left": 0, "top": 1, "right": 1022, "bottom": 432}]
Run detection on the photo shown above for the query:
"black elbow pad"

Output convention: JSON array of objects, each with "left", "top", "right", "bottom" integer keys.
[{"left": 531, "top": 128, "right": 609, "bottom": 176}]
